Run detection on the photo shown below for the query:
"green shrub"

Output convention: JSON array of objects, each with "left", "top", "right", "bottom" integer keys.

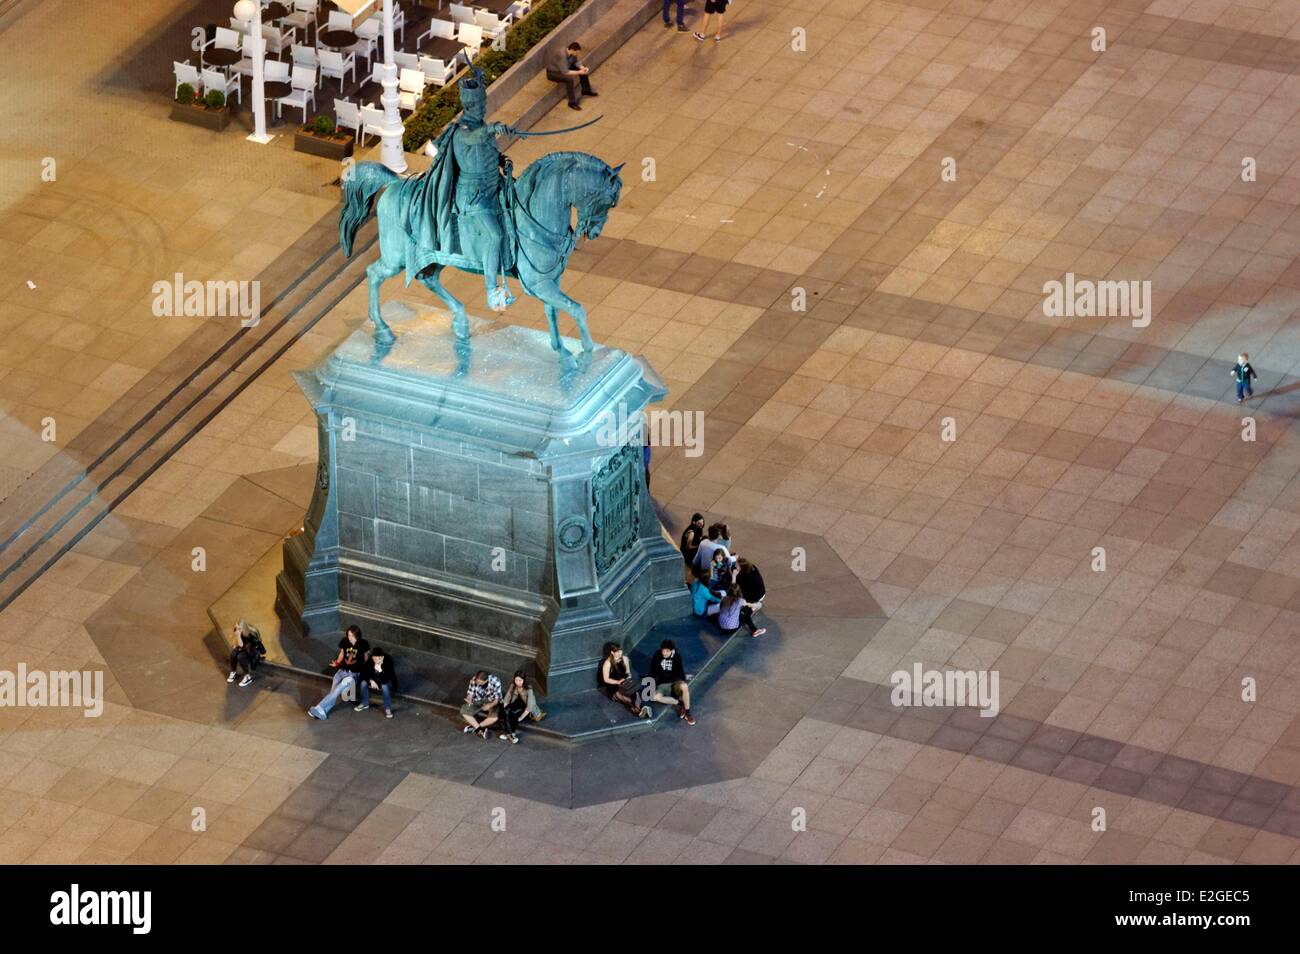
[
  {"left": 403, "top": 0, "right": 588, "bottom": 152},
  {"left": 204, "top": 89, "right": 226, "bottom": 109},
  {"left": 313, "top": 114, "right": 336, "bottom": 136},
  {"left": 176, "top": 83, "right": 196, "bottom": 105}
]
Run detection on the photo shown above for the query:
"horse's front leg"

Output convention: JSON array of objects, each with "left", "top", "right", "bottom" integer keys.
[
  {"left": 419, "top": 265, "right": 470, "bottom": 341},
  {"left": 532, "top": 280, "right": 592, "bottom": 354}
]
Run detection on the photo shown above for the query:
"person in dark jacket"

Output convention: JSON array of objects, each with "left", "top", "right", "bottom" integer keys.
[
  {"left": 1230, "top": 352, "right": 1257, "bottom": 402},
  {"left": 736, "top": 558, "right": 768, "bottom": 637},
  {"left": 680, "top": 513, "right": 705, "bottom": 583},
  {"left": 546, "top": 42, "right": 596, "bottom": 110},
  {"left": 356, "top": 646, "right": 398, "bottom": 718},
  {"left": 226, "top": 619, "right": 265, "bottom": 687},
  {"left": 647, "top": 639, "right": 695, "bottom": 724}
]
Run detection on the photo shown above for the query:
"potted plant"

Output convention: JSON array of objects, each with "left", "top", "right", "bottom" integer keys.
[
  {"left": 171, "top": 84, "right": 232, "bottom": 131},
  {"left": 294, "top": 113, "right": 354, "bottom": 159}
]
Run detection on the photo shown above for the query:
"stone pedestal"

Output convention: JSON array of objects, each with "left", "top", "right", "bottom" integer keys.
[{"left": 276, "top": 306, "right": 689, "bottom": 696}]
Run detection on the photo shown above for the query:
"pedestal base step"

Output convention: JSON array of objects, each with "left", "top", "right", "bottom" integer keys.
[{"left": 210, "top": 542, "right": 747, "bottom": 741}]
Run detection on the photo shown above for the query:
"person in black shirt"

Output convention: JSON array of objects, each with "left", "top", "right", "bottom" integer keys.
[
  {"left": 680, "top": 513, "right": 705, "bottom": 584},
  {"left": 735, "top": 558, "right": 767, "bottom": 637},
  {"left": 598, "top": 643, "right": 650, "bottom": 718},
  {"left": 647, "top": 639, "right": 695, "bottom": 725},
  {"left": 308, "top": 625, "right": 370, "bottom": 720},
  {"left": 355, "top": 646, "right": 398, "bottom": 719}
]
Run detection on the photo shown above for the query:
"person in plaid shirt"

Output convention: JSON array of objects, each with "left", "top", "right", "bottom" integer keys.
[{"left": 461, "top": 671, "right": 502, "bottom": 738}]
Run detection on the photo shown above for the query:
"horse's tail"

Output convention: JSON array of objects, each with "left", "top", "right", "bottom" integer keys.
[{"left": 339, "top": 161, "right": 399, "bottom": 258}]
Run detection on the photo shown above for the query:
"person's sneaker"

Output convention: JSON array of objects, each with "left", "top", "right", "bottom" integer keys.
[
  {"left": 586, "top": 91, "right": 598, "bottom": 97},
  {"left": 238, "top": 674, "right": 253, "bottom": 687},
  {"left": 752, "top": 627, "right": 767, "bottom": 638},
  {"left": 714, "top": 33, "right": 723, "bottom": 41},
  {"left": 385, "top": 708, "right": 393, "bottom": 719},
  {"left": 508, "top": 733, "right": 519, "bottom": 744},
  {"left": 307, "top": 706, "right": 325, "bottom": 720},
  {"left": 684, "top": 710, "right": 696, "bottom": 726},
  {"left": 463, "top": 725, "right": 475, "bottom": 734},
  {"left": 662, "top": 18, "right": 672, "bottom": 27},
  {"left": 677, "top": 23, "right": 689, "bottom": 31},
  {"left": 354, "top": 703, "right": 369, "bottom": 711},
  {"left": 677, "top": 704, "right": 685, "bottom": 719},
  {"left": 693, "top": 31, "right": 705, "bottom": 40},
  {"left": 568, "top": 102, "right": 582, "bottom": 110},
  {"left": 227, "top": 672, "right": 236, "bottom": 683},
  {"left": 499, "top": 732, "right": 511, "bottom": 741},
  {"left": 478, "top": 727, "right": 491, "bottom": 740}
]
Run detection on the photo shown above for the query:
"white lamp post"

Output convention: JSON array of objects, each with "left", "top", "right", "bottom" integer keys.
[
  {"left": 377, "top": 0, "right": 407, "bottom": 174},
  {"left": 234, "top": 0, "right": 273, "bottom": 144}
]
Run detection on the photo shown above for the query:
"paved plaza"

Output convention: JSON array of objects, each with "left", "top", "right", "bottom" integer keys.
[{"left": 1, "top": 0, "right": 1300, "bottom": 866}]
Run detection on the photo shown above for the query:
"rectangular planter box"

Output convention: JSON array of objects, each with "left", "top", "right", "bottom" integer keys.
[
  {"left": 294, "top": 130, "right": 354, "bottom": 160},
  {"left": 170, "top": 102, "right": 231, "bottom": 131}
]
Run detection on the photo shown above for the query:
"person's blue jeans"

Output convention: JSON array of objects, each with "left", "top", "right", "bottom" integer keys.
[
  {"left": 314, "top": 670, "right": 356, "bottom": 717},
  {"left": 360, "top": 680, "right": 392, "bottom": 710},
  {"left": 1235, "top": 379, "right": 1252, "bottom": 400},
  {"left": 663, "top": 0, "right": 684, "bottom": 25}
]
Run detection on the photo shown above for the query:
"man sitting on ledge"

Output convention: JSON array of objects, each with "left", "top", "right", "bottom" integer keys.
[{"left": 547, "top": 41, "right": 598, "bottom": 111}]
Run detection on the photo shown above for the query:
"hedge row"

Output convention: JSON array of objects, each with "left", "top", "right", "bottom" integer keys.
[{"left": 401, "top": 0, "right": 588, "bottom": 152}]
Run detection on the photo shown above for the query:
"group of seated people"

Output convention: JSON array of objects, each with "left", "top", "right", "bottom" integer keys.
[
  {"left": 680, "top": 515, "right": 767, "bottom": 638},
  {"left": 306, "top": 625, "right": 399, "bottom": 720},
  {"left": 287, "top": 514, "right": 764, "bottom": 737},
  {"left": 460, "top": 669, "right": 545, "bottom": 744}
]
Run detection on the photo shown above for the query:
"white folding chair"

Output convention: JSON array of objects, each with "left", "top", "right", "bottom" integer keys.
[
  {"left": 394, "top": 51, "right": 419, "bottom": 71},
  {"left": 265, "top": 59, "right": 291, "bottom": 83},
  {"left": 291, "top": 43, "right": 319, "bottom": 68},
  {"left": 417, "top": 17, "right": 456, "bottom": 45},
  {"left": 398, "top": 68, "right": 426, "bottom": 112},
  {"left": 360, "top": 103, "right": 384, "bottom": 148},
  {"left": 277, "top": 64, "right": 317, "bottom": 122},
  {"left": 456, "top": 23, "right": 483, "bottom": 57},
  {"left": 335, "top": 98, "right": 362, "bottom": 140},
  {"left": 320, "top": 47, "right": 356, "bottom": 89},
  {"left": 282, "top": 0, "right": 317, "bottom": 39},
  {"left": 261, "top": 23, "right": 293, "bottom": 56},
  {"left": 174, "top": 60, "right": 202, "bottom": 97},
  {"left": 201, "top": 67, "right": 242, "bottom": 105},
  {"left": 418, "top": 55, "right": 454, "bottom": 87},
  {"left": 449, "top": 3, "right": 474, "bottom": 25},
  {"left": 214, "top": 26, "right": 242, "bottom": 50},
  {"left": 229, "top": 16, "right": 254, "bottom": 35},
  {"left": 474, "top": 10, "right": 509, "bottom": 39}
]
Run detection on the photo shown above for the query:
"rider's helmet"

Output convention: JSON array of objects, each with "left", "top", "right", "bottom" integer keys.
[{"left": 459, "top": 67, "right": 487, "bottom": 116}]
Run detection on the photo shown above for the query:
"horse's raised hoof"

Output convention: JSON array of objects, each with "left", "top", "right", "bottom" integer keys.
[{"left": 373, "top": 323, "right": 396, "bottom": 346}]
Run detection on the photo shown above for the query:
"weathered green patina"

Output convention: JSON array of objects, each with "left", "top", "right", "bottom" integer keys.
[{"left": 339, "top": 69, "right": 623, "bottom": 354}]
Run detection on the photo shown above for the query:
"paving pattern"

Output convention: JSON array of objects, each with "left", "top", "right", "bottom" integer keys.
[{"left": 1, "top": 0, "right": 1300, "bottom": 864}]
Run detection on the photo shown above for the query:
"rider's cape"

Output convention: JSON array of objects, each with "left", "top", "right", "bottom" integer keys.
[
  {"left": 393, "top": 121, "right": 516, "bottom": 286},
  {"left": 393, "top": 122, "right": 460, "bottom": 284}
]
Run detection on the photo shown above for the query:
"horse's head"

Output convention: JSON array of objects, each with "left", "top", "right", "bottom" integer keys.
[{"left": 574, "top": 160, "right": 624, "bottom": 241}]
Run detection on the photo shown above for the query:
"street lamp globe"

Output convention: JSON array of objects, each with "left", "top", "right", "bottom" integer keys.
[{"left": 233, "top": 0, "right": 257, "bottom": 21}]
